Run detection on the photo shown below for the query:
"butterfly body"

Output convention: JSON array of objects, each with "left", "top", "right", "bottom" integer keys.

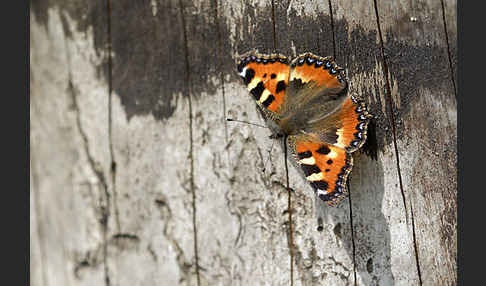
[{"left": 236, "top": 50, "right": 372, "bottom": 206}]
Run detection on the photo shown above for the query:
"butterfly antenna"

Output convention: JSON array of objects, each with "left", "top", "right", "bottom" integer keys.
[
  {"left": 226, "top": 118, "right": 269, "bottom": 129},
  {"left": 226, "top": 117, "right": 274, "bottom": 172}
]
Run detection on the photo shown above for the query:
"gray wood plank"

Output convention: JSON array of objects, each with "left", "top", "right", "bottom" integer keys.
[
  {"left": 375, "top": 0, "right": 457, "bottom": 284},
  {"left": 30, "top": 6, "right": 111, "bottom": 286},
  {"left": 30, "top": 0, "right": 457, "bottom": 285}
]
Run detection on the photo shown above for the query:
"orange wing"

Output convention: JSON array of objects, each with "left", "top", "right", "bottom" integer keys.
[
  {"left": 292, "top": 139, "right": 353, "bottom": 206},
  {"left": 288, "top": 53, "right": 372, "bottom": 153},
  {"left": 334, "top": 96, "right": 372, "bottom": 152},
  {"left": 236, "top": 51, "right": 290, "bottom": 113},
  {"left": 289, "top": 53, "right": 346, "bottom": 90}
]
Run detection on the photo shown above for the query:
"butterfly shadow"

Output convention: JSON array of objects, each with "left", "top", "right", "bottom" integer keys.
[{"left": 315, "top": 133, "right": 395, "bottom": 285}]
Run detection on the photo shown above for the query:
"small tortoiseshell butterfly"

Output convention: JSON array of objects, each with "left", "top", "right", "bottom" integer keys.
[{"left": 236, "top": 50, "right": 372, "bottom": 206}]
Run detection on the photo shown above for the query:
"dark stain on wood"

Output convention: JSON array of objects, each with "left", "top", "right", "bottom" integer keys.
[
  {"left": 30, "top": 0, "right": 51, "bottom": 28},
  {"left": 32, "top": 0, "right": 453, "bottom": 151},
  {"left": 361, "top": 119, "right": 378, "bottom": 160}
]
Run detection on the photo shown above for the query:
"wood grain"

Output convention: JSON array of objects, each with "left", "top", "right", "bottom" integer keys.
[{"left": 30, "top": 0, "right": 457, "bottom": 285}]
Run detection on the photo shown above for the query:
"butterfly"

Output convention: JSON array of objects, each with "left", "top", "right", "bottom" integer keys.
[{"left": 235, "top": 50, "right": 372, "bottom": 206}]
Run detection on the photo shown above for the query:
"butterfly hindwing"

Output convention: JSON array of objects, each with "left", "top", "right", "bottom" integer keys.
[
  {"left": 334, "top": 96, "right": 372, "bottom": 152},
  {"left": 289, "top": 137, "right": 353, "bottom": 206},
  {"left": 284, "top": 52, "right": 372, "bottom": 153},
  {"left": 236, "top": 51, "right": 290, "bottom": 114},
  {"left": 305, "top": 95, "right": 372, "bottom": 153}
]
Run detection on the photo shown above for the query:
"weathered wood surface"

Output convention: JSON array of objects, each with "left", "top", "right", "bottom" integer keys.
[{"left": 30, "top": 0, "right": 457, "bottom": 285}]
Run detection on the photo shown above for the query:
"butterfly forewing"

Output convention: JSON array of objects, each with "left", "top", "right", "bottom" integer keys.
[
  {"left": 289, "top": 53, "right": 346, "bottom": 90},
  {"left": 278, "top": 53, "right": 348, "bottom": 123},
  {"left": 236, "top": 51, "right": 290, "bottom": 114}
]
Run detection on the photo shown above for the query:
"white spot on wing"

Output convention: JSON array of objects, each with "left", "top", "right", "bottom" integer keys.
[
  {"left": 290, "top": 70, "right": 308, "bottom": 83},
  {"left": 335, "top": 127, "right": 346, "bottom": 149},
  {"left": 317, "top": 189, "right": 328, "bottom": 196},
  {"left": 239, "top": 66, "right": 247, "bottom": 78},
  {"left": 307, "top": 172, "right": 324, "bottom": 181},
  {"left": 247, "top": 78, "right": 259, "bottom": 90},
  {"left": 299, "top": 157, "right": 316, "bottom": 165},
  {"left": 259, "top": 89, "right": 271, "bottom": 104},
  {"left": 277, "top": 73, "right": 287, "bottom": 82},
  {"left": 328, "top": 150, "right": 338, "bottom": 159}
]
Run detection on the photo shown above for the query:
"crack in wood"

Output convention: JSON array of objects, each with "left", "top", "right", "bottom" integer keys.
[
  {"left": 156, "top": 196, "right": 197, "bottom": 283},
  {"left": 269, "top": 3, "right": 294, "bottom": 284},
  {"left": 283, "top": 135, "right": 294, "bottom": 286},
  {"left": 65, "top": 31, "right": 112, "bottom": 285},
  {"left": 325, "top": 2, "right": 357, "bottom": 283},
  {"left": 372, "top": 0, "right": 409, "bottom": 224},
  {"left": 325, "top": 0, "right": 358, "bottom": 283},
  {"left": 440, "top": 0, "right": 457, "bottom": 99},
  {"left": 106, "top": 0, "right": 121, "bottom": 236},
  {"left": 178, "top": 0, "right": 200, "bottom": 285},
  {"left": 224, "top": 190, "right": 244, "bottom": 247},
  {"left": 70, "top": 81, "right": 111, "bottom": 286},
  {"left": 327, "top": 0, "right": 336, "bottom": 60},
  {"left": 410, "top": 203, "right": 423, "bottom": 285},
  {"left": 373, "top": 1, "right": 426, "bottom": 284},
  {"left": 346, "top": 181, "right": 358, "bottom": 286},
  {"left": 211, "top": 0, "right": 230, "bottom": 167},
  {"left": 271, "top": 0, "right": 278, "bottom": 51}
]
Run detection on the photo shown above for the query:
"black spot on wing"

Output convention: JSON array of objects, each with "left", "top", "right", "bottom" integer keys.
[
  {"left": 311, "top": 181, "right": 328, "bottom": 191},
  {"left": 319, "top": 192, "right": 337, "bottom": 202},
  {"left": 237, "top": 61, "right": 246, "bottom": 73},
  {"left": 250, "top": 82, "right": 265, "bottom": 101},
  {"left": 297, "top": 151, "right": 312, "bottom": 159},
  {"left": 276, "top": 80, "right": 287, "bottom": 93},
  {"left": 261, "top": 94, "right": 275, "bottom": 108},
  {"left": 289, "top": 78, "right": 305, "bottom": 90},
  {"left": 301, "top": 164, "right": 321, "bottom": 176},
  {"left": 244, "top": 68, "right": 255, "bottom": 85},
  {"left": 316, "top": 145, "right": 331, "bottom": 154}
]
